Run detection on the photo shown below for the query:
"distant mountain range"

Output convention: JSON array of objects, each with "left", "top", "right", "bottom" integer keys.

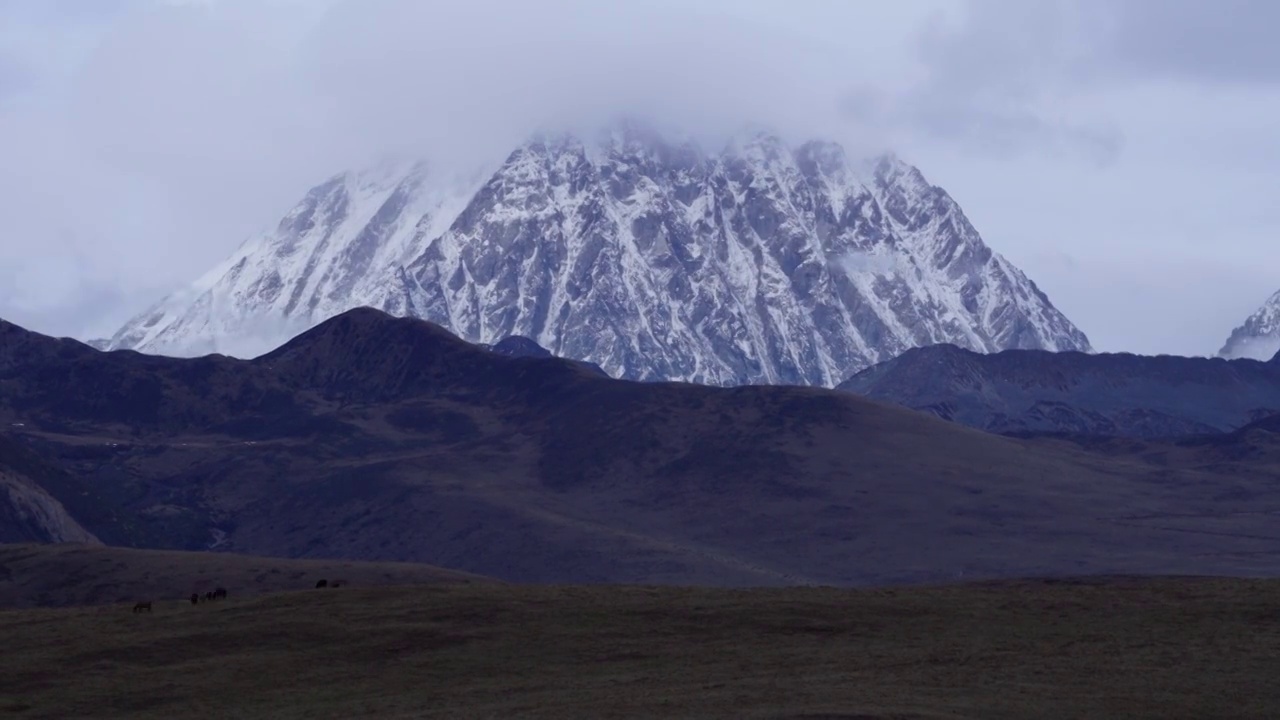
[
  {"left": 5, "top": 308, "right": 1280, "bottom": 585},
  {"left": 102, "top": 121, "right": 1089, "bottom": 385},
  {"left": 839, "top": 343, "right": 1280, "bottom": 438}
]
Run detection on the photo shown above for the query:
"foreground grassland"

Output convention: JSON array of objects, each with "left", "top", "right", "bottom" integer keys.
[
  {"left": 0, "top": 543, "right": 488, "bottom": 608},
  {"left": 2, "top": 578, "right": 1278, "bottom": 719}
]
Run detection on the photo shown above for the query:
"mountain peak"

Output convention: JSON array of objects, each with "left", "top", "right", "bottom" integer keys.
[
  {"left": 600, "top": 117, "right": 671, "bottom": 152},
  {"left": 262, "top": 307, "right": 465, "bottom": 359},
  {"left": 1219, "top": 289, "right": 1280, "bottom": 361},
  {"left": 795, "top": 140, "right": 849, "bottom": 176},
  {"left": 724, "top": 127, "right": 791, "bottom": 163},
  {"left": 871, "top": 153, "right": 934, "bottom": 198},
  {"left": 1, "top": 317, "right": 100, "bottom": 371},
  {"left": 104, "top": 126, "right": 1090, "bottom": 385},
  {"left": 489, "top": 335, "right": 552, "bottom": 359}
]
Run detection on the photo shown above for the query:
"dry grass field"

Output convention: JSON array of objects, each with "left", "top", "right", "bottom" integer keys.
[
  {"left": 0, "top": 543, "right": 489, "bottom": 608},
  {"left": 2, "top": 576, "right": 1278, "bottom": 719}
]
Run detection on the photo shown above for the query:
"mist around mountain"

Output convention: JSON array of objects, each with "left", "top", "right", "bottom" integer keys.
[
  {"left": 1220, "top": 288, "right": 1280, "bottom": 361},
  {"left": 104, "top": 122, "right": 1089, "bottom": 386}
]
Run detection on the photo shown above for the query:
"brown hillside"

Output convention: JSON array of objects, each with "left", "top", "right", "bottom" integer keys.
[{"left": 3, "top": 309, "right": 1280, "bottom": 585}]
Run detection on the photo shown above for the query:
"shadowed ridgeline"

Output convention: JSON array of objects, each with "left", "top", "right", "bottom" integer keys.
[{"left": 5, "top": 308, "right": 1280, "bottom": 585}]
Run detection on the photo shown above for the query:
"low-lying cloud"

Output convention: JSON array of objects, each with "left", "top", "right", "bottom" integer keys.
[
  {"left": 73, "top": 0, "right": 900, "bottom": 176},
  {"left": 835, "top": 250, "right": 903, "bottom": 279},
  {"left": 0, "top": 0, "right": 930, "bottom": 338},
  {"left": 1221, "top": 335, "right": 1280, "bottom": 362}
]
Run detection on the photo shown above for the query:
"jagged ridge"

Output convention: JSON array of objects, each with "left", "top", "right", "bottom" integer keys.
[
  {"left": 105, "top": 123, "right": 1091, "bottom": 385},
  {"left": 1220, "top": 289, "right": 1280, "bottom": 361}
]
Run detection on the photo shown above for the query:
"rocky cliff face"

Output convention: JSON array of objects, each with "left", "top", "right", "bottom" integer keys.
[
  {"left": 0, "top": 435, "right": 100, "bottom": 545},
  {"left": 0, "top": 472, "right": 100, "bottom": 545},
  {"left": 106, "top": 123, "right": 1090, "bottom": 385}
]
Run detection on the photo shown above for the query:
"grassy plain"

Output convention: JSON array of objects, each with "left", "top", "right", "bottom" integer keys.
[
  {"left": 2, "top": 577, "right": 1278, "bottom": 719},
  {"left": 0, "top": 543, "right": 487, "bottom": 608}
]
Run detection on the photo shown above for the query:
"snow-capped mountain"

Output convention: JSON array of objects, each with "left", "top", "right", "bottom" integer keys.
[
  {"left": 1220, "top": 289, "right": 1280, "bottom": 361},
  {"left": 106, "top": 123, "right": 1091, "bottom": 385}
]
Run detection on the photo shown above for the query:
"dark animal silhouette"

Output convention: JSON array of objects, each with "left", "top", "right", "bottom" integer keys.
[
  {"left": 331, "top": 580, "right": 345, "bottom": 588},
  {"left": 205, "top": 591, "right": 214, "bottom": 601},
  {"left": 190, "top": 593, "right": 199, "bottom": 605},
  {"left": 315, "top": 579, "right": 328, "bottom": 588},
  {"left": 133, "top": 602, "right": 152, "bottom": 613},
  {"left": 214, "top": 587, "right": 227, "bottom": 600}
]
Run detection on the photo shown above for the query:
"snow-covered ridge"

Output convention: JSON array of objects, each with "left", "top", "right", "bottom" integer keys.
[
  {"left": 1220, "top": 289, "right": 1280, "bottom": 361},
  {"left": 106, "top": 124, "right": 1091, "bottom": 385}
]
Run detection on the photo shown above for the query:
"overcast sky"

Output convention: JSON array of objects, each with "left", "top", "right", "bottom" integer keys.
[{"left": 0, "top": 0, "right": 1277, "bottom": 357}]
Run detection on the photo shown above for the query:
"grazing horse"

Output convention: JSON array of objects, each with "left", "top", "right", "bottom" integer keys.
[
  {"left": 315, "top": 579, "right": 328, "bottom": 588},
  {"left": 133, "top": 601, "right": 152, "bottom": 613},
  {"left": 190, "top": 593, "right": 199, "bottom": 605},
  {"left": 213, "top": 587, "right": 227, "bottom": 600}
]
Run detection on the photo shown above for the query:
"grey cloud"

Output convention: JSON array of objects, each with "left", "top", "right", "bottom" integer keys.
[
  {"left": 837, "top": 1, "right": 1126, "bottom": 165},
  {"left": 3, "top": 0, "right": 139, "bottom": 24},
  {"left": 865, "top": 0, "right": 1280, "bottom": 164},
  {"left": 1102, "top": 0, "right": 1280, "bottom": 85},
  {"left": 1011, "top": 250, "right": 1280, "bottom": 357},
  {"left": 836, "top": 250, "right": 902, "bottom": 278},
  {"left": 287, "top": 0, "right": 874, "bottom": 165},
  {"left": 0, "top": 281, "right": 145, "bottom": 341},
  {"left": 0, "top": 0, "right": 915, "bottom": 337},
  {"left": 61, "top": 0, "right": 894, "bottom": 183},
  {"left": 0, "top": 54, "right": 29, "bottom": 101},
  {"left": 850, "top": 91, "right": 1125, "bottom": 166},
  {"left": 1, "top": 0, "right": 1277, "bottom": 362},
  {"left": 926, "top": 0, "right": 1280, "bottom": 89},
  {"left": 1221, "top": 335, "right": 1280, "bottom": 362}
]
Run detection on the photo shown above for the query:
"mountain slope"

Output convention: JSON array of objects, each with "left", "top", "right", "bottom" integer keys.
[
  {"left": 1220, "top": 289, "right": 1280, "bottom": 360},
  {"left": 838, "top": 343, "right": 1280, "bottom": 438},
  {"left": 0, "top": 435, "right": 100, "bottom": 545},
  {"left": 105, "top": 124, "right": 1089, "bottom": 385},
  {"left": 8, "top": 309, "right": 1280, "bottom": 586}
]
